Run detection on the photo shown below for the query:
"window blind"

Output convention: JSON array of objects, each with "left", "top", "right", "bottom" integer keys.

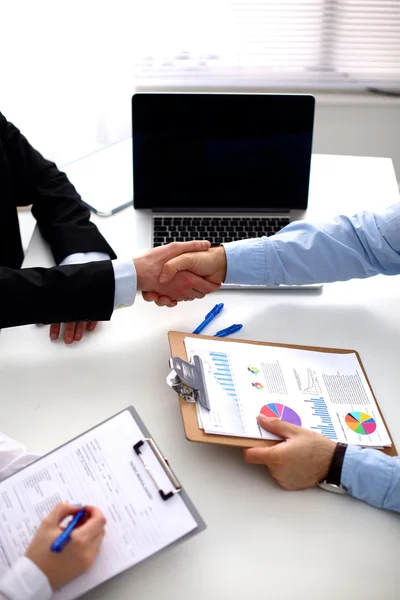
[{"left": 135, "top": 0, "right": 400, "bottom": 90}]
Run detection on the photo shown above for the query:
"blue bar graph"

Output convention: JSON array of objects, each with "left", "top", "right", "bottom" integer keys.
[
  {"left": 210, "top": 352, "right": 238, "bottom": 400},
  {"left": 304, "top": 397, "right": 338, "bottom": 440}
]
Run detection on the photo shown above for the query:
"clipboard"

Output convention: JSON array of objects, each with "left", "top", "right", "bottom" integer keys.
[
  {"left": 168, "top": 331, "right": 397, "bottom": 457},
  {"left": 0, "top": 407, "right": 205, "bottom": 600}
]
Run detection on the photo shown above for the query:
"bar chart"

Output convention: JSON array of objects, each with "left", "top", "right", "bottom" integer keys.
[
  {"left": 210, "top": 352, "right": 237, "bottom": 398},
  {"left": 304, "top": 396, "right": 338, "bottom": 440}
]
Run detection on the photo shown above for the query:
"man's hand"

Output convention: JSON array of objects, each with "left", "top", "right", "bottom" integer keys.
[
  {"left": 50, "top": 321, "right": 98, "bottom": 344},
  {"left": 243, "top": 414, "right": 336, "bottom": 490},
  {"left": 142, "top": 246, "right": 227, "bottom": 306},
  {"left": 136, "top": 241, "right": 222, "bottom": 307}
]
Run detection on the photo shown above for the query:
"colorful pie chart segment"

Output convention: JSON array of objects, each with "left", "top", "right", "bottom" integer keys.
[
  {"left": 345, "top": 412, "right": 376, "bottom": 435},
  {"left": 261, "top": 403, "right": 302, "bottom": 427}
]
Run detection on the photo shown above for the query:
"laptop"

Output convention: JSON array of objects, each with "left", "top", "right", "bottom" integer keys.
[{"left": 132, "top": 92, "right": 320, "bottom": 290}]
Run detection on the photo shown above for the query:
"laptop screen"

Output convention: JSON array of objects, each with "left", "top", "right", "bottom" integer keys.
[{"left": 132, "top": 93, "right": 315, "bottom": 211}]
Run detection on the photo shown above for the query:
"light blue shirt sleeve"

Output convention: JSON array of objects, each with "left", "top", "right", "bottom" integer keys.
[
  {"left": 60, "top": 253, "right": 137, "bottom": 309},
  {"left": 342, "top": 445, "right": 400, "bottom": 512},
  {"left": 223, "top": 203, "right": 400, "bottom": 511},
  {"left": 223, "top": 203, "right": 400, "bottom": 285}
]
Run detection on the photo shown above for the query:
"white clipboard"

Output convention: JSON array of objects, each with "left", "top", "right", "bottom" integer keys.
[{"left": 0, "top": 407, "right": 205, "bottom": 599}]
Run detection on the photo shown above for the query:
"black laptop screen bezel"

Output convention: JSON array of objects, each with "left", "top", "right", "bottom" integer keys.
[{"left": 132, "top": 93, "right": 315, "bottom": 212}]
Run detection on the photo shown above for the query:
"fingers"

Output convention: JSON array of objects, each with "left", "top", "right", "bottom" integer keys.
[
  {"left": 189, "top": 289, "right": 206, "bottom": 300},
  {"left": 64, "top": 322, "right": 77, "bottom": 345},
  {"left": 74, "top": 321, "right": 97, "bottom": 340},
  {"left": 243, "top": 447, "right": 273, "bottom": 466},
  {"left": 257, "top": 415, "right": 301, "bottom": 439},
  {"left": 50, "top": 323, "right": 61, "bottom": 341},
  {"left": 73, "top": 322, "right": 85, "bottom": 342},
  {"left": 87, "top": 321, "right": 98, "bottom": 332},
  {"left": 159, "top": 255, "right": 197, "bottom": 284},
  {"left": 142, "top": 292, "right": 179, "bottom": 307},
  {"left": 187, "top": 276, "right": 221, "bottom": 296},
  {"left": 142, "top": 292, "right": 159, "bottom": 303},
  {"left": 159, "top": 240, "right": 210, "bottom": 264},
  {"left": 73, "top": 506, "right": 106, "bottom": 539},
  {"left": 46, "top": 502, "right": 83, "bottom": 525},
  {"left": 50, "top": 322, "right": 98, "bottom": 344}
]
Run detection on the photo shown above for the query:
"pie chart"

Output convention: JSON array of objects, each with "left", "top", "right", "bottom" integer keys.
[
  {"left": 345, "top": 412, "right": 376, "bottom": 435},
  {"left": 260, "top": 403, "right": 302, "bottom": 426}
]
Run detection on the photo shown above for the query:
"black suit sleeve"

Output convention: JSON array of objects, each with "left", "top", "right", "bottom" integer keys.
[
  {"left": 0, "top": 260, "right": 115, "bottom": 329},
  {"left": 0, "top": 113, "right": 117, "bottom": 264}
]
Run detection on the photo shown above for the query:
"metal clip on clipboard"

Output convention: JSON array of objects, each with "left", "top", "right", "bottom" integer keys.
[
  {"left": 134, "top": 438, "right": 182, "bottom": 501},
  {"left": 167, "top": 356, "right": 211, "bottom": 410}
]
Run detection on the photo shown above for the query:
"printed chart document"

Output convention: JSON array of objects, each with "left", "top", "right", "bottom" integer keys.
[
  {"left": 0, "top": 409, "right": 200, "bottom": 599},
  {"left": 184, "top": 338, "right": 392, "bottom": 448}
]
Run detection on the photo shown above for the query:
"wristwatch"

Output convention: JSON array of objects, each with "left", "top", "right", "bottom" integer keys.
[{"left": 318, "top": 442, "right": 348, "bottom": 494}]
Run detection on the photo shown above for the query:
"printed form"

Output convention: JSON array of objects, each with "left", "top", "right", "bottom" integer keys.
[
  {"left": 0, "top": 410, "right": 197, "bottom": 599},
  {"left": 184, "top": 338, "right": 391, "bottom": 448}
]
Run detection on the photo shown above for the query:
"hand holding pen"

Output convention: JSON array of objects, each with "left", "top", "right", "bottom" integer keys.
[{"left": 25, "top": 503, "right": 106, "bottom": 591}]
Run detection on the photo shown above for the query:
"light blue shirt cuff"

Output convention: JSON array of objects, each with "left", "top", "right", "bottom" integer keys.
[
  {"left": 341, "top": 445, "right": 400, "bottom": 512},
  {"left": 112, "top": 259, "right": 137, "bottom": 309},
  {"left": 222, "top": 239, "right": 268, "bottom": 285},
  {"left": 59, "top": 252, "right": 110, "bottom": 265}
]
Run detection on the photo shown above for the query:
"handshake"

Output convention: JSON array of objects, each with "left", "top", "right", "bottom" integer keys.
[{"left": 134, "top": 240, "right": 227, "bottom": 307}]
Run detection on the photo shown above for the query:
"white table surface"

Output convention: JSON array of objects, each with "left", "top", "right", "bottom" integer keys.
[{"left": 3, "top": 149, "right": 400, "bottom": 599}]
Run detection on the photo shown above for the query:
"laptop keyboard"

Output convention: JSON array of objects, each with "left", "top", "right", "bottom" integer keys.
[{"left": 153, "top": 216, "right": 290, "bottom": 247}]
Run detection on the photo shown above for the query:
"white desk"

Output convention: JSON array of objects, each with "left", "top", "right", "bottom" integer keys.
[{"left": 3, "top": 149, "right": 400, "bottom": 600}]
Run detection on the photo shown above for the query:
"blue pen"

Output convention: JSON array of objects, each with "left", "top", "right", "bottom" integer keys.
[
  {"left": 193, "top": 303, "right": 224, "bottom": 334},
  {"left": 50, "top": 508, "right": 87, "bottom": 553},
  {"left": 214, "top": 324, "right": 243, "bottom": 338}
]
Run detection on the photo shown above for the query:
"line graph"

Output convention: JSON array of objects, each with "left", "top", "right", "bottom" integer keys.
[{"left": 294, "top": 368, "right": 321, "bottom": 395}]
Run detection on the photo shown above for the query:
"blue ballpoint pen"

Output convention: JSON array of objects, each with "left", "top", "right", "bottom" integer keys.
[
  {"left": 50, "top": 508, "right": 87, "bottom": 553},
  {"left": 193, "top": 303, "right": 224, "bottom": 334},
  {"left": 214, "top": 324, "right": 243, "bottom": 338}
]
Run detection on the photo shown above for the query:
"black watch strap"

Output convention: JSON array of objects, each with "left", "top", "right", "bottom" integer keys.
[{"left": 325, "top": 442, "right": 348, "bottom": 486}]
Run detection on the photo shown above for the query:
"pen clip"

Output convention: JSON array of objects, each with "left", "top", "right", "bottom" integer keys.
[
  {"left": 134, "top": 438, "right": 182, "bottom": 501},
  {"left": 205, "top": 302, "right": 224, "bottom": 319}
]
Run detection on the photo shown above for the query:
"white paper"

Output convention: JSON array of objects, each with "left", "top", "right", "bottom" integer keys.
[
  {"left": 0, "top": 410, "right": 197, "bottom": 599},
  {"left": 184, "top": 338, "right": 392, "bottom": 448}
]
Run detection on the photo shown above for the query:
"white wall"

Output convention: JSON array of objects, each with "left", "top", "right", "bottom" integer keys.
[
  {"left": 1, "top": 2, "right": 399, "bottom": 180},
  {"left": 313, "top": 95, "right": 400, "bottom": 182}
]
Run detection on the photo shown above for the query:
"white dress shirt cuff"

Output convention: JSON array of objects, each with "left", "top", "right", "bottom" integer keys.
[
  {"left": 112, "top": 259, "right": 137, "bottom": 309},
  {"left": 59, "top": 252, "right": 110, "bottom": 266},
  {"left": 59, "top": 253, "right": 137, "bottom": 311},
  {"left": 0, "top": 557, "right": 52, "bottom": 600}
]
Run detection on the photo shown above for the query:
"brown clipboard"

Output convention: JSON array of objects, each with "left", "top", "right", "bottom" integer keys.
[{"left": 168, "top": 331, "right": 397, "bottom": 456}]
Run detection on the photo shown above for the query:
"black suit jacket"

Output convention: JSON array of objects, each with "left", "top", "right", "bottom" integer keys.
[{"left": 0, "top": 112, "right": 118, "bottom": 328}]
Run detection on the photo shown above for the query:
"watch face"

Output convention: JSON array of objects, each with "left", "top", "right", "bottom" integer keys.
[{"left": 318, "top": 482, "right": 347, "bottom": 495}]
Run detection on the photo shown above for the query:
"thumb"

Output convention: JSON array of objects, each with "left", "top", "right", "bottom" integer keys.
[
  {"left": 257, "top": 414, "right": 300, "bottom": 439},
  {"left": 243, "top": 446, "right": 273, "bottom": 465},
  {"left": 161, "top": 240, "right": 210, "bottom": 262},
  {"left": 159, "top": 254, "right": 199, "bottom": 283}
]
